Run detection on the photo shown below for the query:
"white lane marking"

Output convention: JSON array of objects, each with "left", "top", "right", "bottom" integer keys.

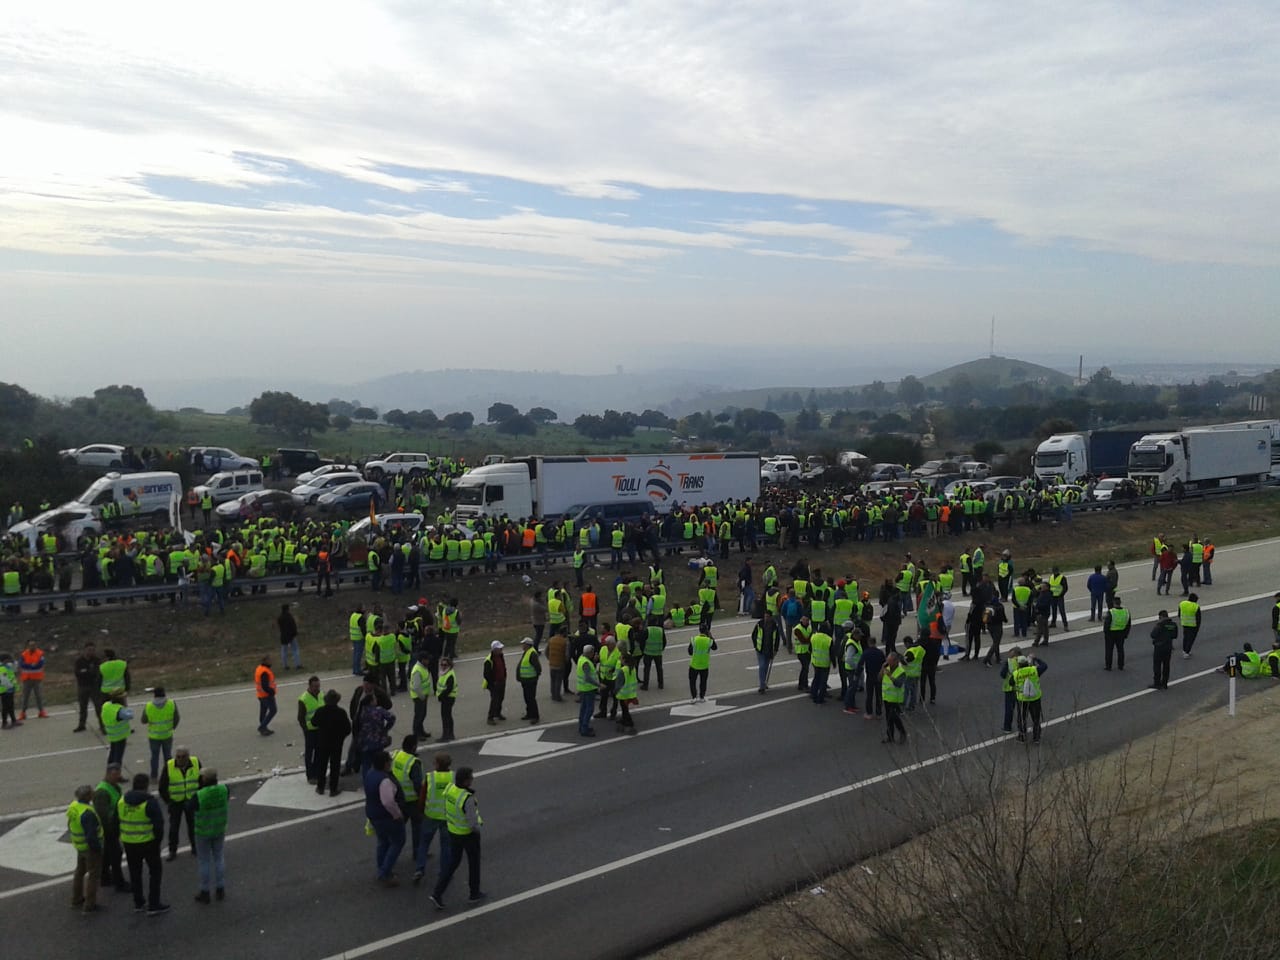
[
  {"left": 478, "top": 730, "right": 571, "bottom": 758},
  {"left": 0, "top": 814, "right": 75, "bottom": 877},
  {"left": 0, "top": 745, "right": 104, "bottom": 766},
  {"left": 315, "top": 664, "right": 1228, "bottom": 959}
]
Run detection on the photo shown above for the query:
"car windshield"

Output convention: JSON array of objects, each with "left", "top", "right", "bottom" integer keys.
[
  {"left": 455, "top": 486, "right": 485, "bottom": 506},
  {"left": 1129, "top": 449, "right": 1169, "bottom": 471}
]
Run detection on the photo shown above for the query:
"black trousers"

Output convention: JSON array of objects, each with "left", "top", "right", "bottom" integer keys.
[
  {"left": 124, "top": 839, "right": 163, "bottom": 909},
  {"left": 440, "top": 699, "right": 455, "bottom": 740},
  {"left": 596, "top": 677, "right": 616, "bottom": 717},
  {"left": 1104, "top": 632, "right": 1126, "bottom": 669},
  {"left": 884, "top": 702, "right": 906, "bottom": 740},
  {"left": 76, "top": 686, "right": 102, "bottom": 730},
  {"left": 1153, "top": 646, "right": 1172, "bottom": 688},
  {"left": 641, "top": 655, "right": 663, "bottom": 689},
  {"left": 521, "top": 679, "right": 539, "bottom": 720},
  {"left": 688, "top": 668, "right": 708, "bottom": 699},
  {"left": 487, "top": 685, "right": 505, "bottom": 721},
  {"left": 433, "top": 832, "right": 481, "bottom": 900},
  {"left": 1017, "top": 699, "right": 1043, "bottom": 741},
  {"left": 100, "top": 831, "right": 126, "bottom": 887},
  {"left": 316, "top": 742, "right": 343, "bottom": 793},
  {"left": 168, "top": 802, "right": 194, "bottom": 855}
]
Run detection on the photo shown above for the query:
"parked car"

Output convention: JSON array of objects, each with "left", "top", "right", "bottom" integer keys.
[
  {"left": 959, "top": 460, "right": 991, "bottom": 479},
  {"left": 910, "top": 460, "right": 960, "bottom": 478},
  {"left": 215, "top": 489, "right": 303, "bottom": 522},
  {"left": 295, "top": 463, "right": 360, "bottom": 485},
  {"left": 59, "top": 443, "right": 128, "bottom": 469},
  {"left": 275, "top": 448, "right": 333, "bottom": 478},
  {"left": 316, "top": 481, "right": 386, "bottom": 515},
  {"left": 986, "top": 475, "right": 1025, "bottom": 490},
  {"left": 290, "top": 471, "right": 364, "bottom": 505},
  {"left": 363, "top": 452, "right": 433, "bottom": 481},
  {"left": 188, "top": 446, "right": 259, "bottom": 472},
  {"left": 1091, "top": 478, "right": 1140, "bottom": 503},
  {"left": 193, "top": 469, "right": 266, "bottom": 505},
  {"left": 7, "top": 505, "right": 101, "bottom": 552},
  {"left": 869, "top": 463, "right": 910, "bottom": 481},
  {"left": 344, "top": 512, "right": 426, "bottom": 566},
  {"left": 761, "top": 457, "right": 803, "bottom": 485},
  {"left": 943, "top": 479, "right": 997, "bottom": 499}
]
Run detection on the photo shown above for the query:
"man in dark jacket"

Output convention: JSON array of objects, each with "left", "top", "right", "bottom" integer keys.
[
  {"left": 72, "top": 642, "right": 101, "bottom": 733},
  {"left": 752, "top": 612, "right": 779, "bottom": 693},
  {"left": 1150, "top": 610, "right": 1178, "bottom": 690},
  {"left": 313, "top": 689, "right": 352, "bottom": 796},
  {"left": 119, "top": 773, "right": 168, "bottom": 915}
]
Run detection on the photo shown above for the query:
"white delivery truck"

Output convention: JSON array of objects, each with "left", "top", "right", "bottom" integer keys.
[
  {"left": 453, "top": 453, "right": 761, "bottom": 521},
  {"left": 1126, "top": 426, "right": 1271, "bottom": 494},
  {"left": 1032, "top": 430, "right": 1149, "bottom": 484}
]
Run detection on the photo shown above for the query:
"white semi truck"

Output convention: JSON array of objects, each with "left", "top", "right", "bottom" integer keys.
[
  {"left": 453, "top": 453, "right": 760, "bottom": 521},
  {"left": 1126, "top": 425, "right": 1271, "bottom": 494},
  {"left": 1032, "top": 430, "right": 1148, "bottom": 484}
]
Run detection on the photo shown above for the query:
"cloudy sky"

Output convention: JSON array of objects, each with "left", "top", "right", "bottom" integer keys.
[{"left": 1, "top": 1, "right": 1277, "bottom": 394}]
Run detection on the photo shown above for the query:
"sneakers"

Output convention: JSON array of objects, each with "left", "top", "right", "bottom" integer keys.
[
  {"left": 843, "top": 707, "right": 858, "bottom": 715},
  {"left": 215, "top": 888, "right": 225, "bottom": 901},
  {"left": 194, "top": 891, "right": 211, "bottom": 904},
  {"left": 413, "top": 870, "right": 424, "bottom": 885},
  {"left": 17, "top": 712, "right": 25, "bottom": 721},
  {"left": 1182, "top": 652, "right": 1192, "bottom": 660},
  {"left": 468, "top": 891, "right": 487, "bottom": 903},
  {"left": 147, "top": 903, "right": 171, "bottom": 916},
  {"left": 429, "top": 894, "right": 445, "bottom": 910},
  {"left": 38, "top": 710, "right": 48, "bottom": 718}
]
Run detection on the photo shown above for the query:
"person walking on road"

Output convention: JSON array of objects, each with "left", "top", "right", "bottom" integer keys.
[
  {"left": 1150, "top": 610, "right": 1178, "bottom": 690},
  {"left": 68, "top": 784, "right": 104, "bottom": 913},
  {"left": 576, "top": 645, "right": 600, "bottom": 737},
  {"left": 997, "top": 646, "right": 1022, "bottom": 732},
  {"left": 313, "top": 689, "right": 351, "bottom": 797},
  {"left": 189, "top": 767, "right": 228, "bottom": 903},
  {"left": 1179, "top": 593, "right": 1202, "bottom": 659},
  {"left": 1013, "top": 653, "right": 1048, "bottom": 744},
  {"left": 421, "top": 751, "right": 453, "bottom": 862},
  {"left": 880, "top": 651, "right": 908, "bottom": 743},
  {"left": 141, "top": 686, "right": 179, "bottom": 780},
  {"left": 390, "top": 736, "right": 428, "bottom": 884},
  {"left": 363, "top": 750, "right": 406, "bottom": 887},
  {"left": 688, "top": 627, "right": 719, "bottom": 703},
  {"left": 72, "top": 642, "right": 102, "bottom": 733},
  {"left": 118, "top": 772, "right": 168, "bottom": 915},
  {"left": 297, "top": 675, "right": 323, "bottom": 783},
  {"left": 100, "top": 693, "right": 133, "bottom": 766},
  {"left": 254, "top": 655, "right": 277, "bottom": 735},
  {"left": 615, "top": 654, "right": 640, "bottom": 733},
  {"left": 159, "top": 746, "right": 200, "bottom": 861},
  {"left": 752, "top": 611, "right": 779, "bottom": 693},
  {"left": 429, "top": 766, "right": 484, "bottom": 910},
  {"left": 517, "top": 637, "right": 541, "bottom": 723},
  {"left": 1102, "top": 597, "right": 1130, "bottom": 670}
]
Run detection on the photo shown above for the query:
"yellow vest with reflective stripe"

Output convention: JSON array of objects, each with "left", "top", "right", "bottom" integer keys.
[
  {"left": 117, "top": 798, "right": 155, "bottom": 844},
  {"left": 144, "top": 699, "right": 175, "bottom": 740},
  {"left": 425, "top": 770, "right": 452, "bottom": 820},
  {"left": 166, "top": 757, "right": 201, "bottom": 803},
  {"left": 298, "top": 691, "right": 323, "bottom": 730},
  {"left": 445, "top": 783, "right": 482, "bottom": 835},
  {"left": 67, "top": 800, "right": 102, "bottom": 852},
  {"left": 391, "top": 750, "right": 421, "bottom": 803}
]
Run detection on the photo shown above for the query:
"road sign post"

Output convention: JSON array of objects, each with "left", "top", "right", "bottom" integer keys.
[{"left": 1227, "top": 655, "right": 1237, "bottom": 717}]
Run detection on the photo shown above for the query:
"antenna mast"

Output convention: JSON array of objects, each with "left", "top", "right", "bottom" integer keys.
[{"left": 989, "top": 316, "right": 995, "bottom": 358}]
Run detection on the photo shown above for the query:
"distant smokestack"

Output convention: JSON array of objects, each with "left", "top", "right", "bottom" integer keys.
[{"left": 1078, "top": 355, "right": 1083, "bottom": 385}]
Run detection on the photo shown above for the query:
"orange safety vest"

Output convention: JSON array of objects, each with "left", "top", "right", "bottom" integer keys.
[
  {"left": 940, "top": 505, "right": 950, "bottom": 523},
  {"left": 19, "top": 648, "right": 45, "bottom": 681},
  {"left": 186, "top": 490, "right": 200, "bottom": 506},
  {"left": 581, "top": 592, "right": 598, "bottom": 617},
  {"left": 254, "top": 664, "right": 275, "bottom": 699},
  {"left": 522, "top": 527, "right": 536, "bottom": 549}
]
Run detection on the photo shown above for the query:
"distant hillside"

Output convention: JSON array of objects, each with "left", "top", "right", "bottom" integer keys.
[{"left": 917, "top": 356, "right": 1074, "bottom": 390}]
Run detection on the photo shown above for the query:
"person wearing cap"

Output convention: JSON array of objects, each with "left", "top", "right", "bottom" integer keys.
[
  {"left": 1012, "top": 653, "right": 1048, "bottom": 743},
  {"left": 141, "top": 686, "right": 180, "bottom": 780},
  {"left": 1149, "top": 610, "right": 1178, "bottom": 690},
  {"left": 68, "top": 783, "right": 103, "bottom": 913},
  {"left": 575, "top": 645, "right": 599, "bottom": 737},
  {"left": 481, "top": 641, "right": 507, "bottom": 725},
  {"left": 517, "top": 638, "right": 542, "bottom": 723}
]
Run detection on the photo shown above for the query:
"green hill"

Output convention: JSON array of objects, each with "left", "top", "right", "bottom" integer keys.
[{"left": 917, "top": 356, "right": 1074, "bottom": 390}]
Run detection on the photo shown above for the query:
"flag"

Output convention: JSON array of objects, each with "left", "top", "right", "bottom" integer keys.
[{"left": 369, "top": 494, "right": 379, "bottom": 528}]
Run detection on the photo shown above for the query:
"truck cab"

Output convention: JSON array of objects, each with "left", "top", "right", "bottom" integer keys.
[
  {"left": 454, "top": 461, "right": 534, "bottom": 520},
  {"left": 1033, "top": 434, "right": 1085, "bottom": 484},
  {"left": 1127, "top": 435, "right": 1179, "bottom": 492}
]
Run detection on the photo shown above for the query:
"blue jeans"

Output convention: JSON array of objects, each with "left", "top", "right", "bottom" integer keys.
[
  {"left": 1090, "top": 593, "right": 1105, "bottom": 620},
  {"left": 372, "top": 818, "right": 405, "bottom": 879},
  {"left": 418, "top": 817, "right": 445, "bottom": 867},
  {"left": 811, "top": 666, "right": 830, "bottom": 703},
  {"left": 904, "top": 676, "right": 918, "bottom": 710},
  {"left": 280, "top": 639, "right": 301, "bottom": 669},
  {"left": 196, "top": 835, "right": 225, "bottom": 892},
  {"left": 351, "top": 641, "right": 363, "bottom": 675},
  {"left": 257, "top": 696, "right": 277, "bottom": 731},
  {"left": 741, "top": 586, "right": 756, "bottom": 616},
  {"left": 578, "top": 691, "right": 597, "bottom": 733},
  {"left": 148, "top": 738, "right": 173, "bottom": 780},
  {"left": 756, "top": 652, "right": 772, "bottom": 689}
]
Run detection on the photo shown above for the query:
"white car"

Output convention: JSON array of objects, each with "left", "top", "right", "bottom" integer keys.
[
  {"left": 8, "top": 505, "right": 101, "bottom": 552},
  {"left": 193, "top": 469, "right": 265, "bottom": 505},
  {"left": 1090, "top": 478, "right": 1139, "bottom": 503},
  {"left": 60, "top": 443, "right": 128, "bottom": 469},
  {"left": 363, "top": 452, "right": 433, "bottom": 481},
  {"left": 189, "top": 446, "right": 259, "bottom": 472},
  {"left": 295, "top": 463, "right": 360, "bottom": 486},
  {"left": 291, "top": 471, "right": 363, "bottom": 505},
  {"left": 761, "top": 458, "right": 803, "bottom": 485},
  {"left": 944, "top": 479, "right": 997, "bottom": 499},
  {"left": 959, "top": 460, "right": 991, "bottom": 479}
]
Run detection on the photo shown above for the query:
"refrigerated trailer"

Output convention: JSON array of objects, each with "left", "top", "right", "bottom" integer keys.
[
  {"left": 452, "top": 453, "right": 761, "bottom": 521},
  {"left": 1127, "top": 426, "right": 1271, "bottom": 494}
]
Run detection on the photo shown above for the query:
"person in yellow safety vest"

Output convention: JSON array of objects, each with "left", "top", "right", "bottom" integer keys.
[
  {"left": 1178, "top": 593, "right": 1202, "bottom": 659},
  {"left": 1150, "top": 534, "right": 1165, "bottom": 582},
  {"left": 158, "top": 746, "right": 200, "bottom": 861},
  {"left": 421, "top": 751, "right": 453, "bottom": 863},
  {"left": 687, "top": 629, "right": 718, "bottom": 703},
  {"left": 1233, "top": 643, "right": 1264, "bottom": 678},
  {"left": 409, "top": 651, "right": 433, "bottom": 740},
  {"left": 902, "top": 640, "right": 924, "bottom": 711},
  {"left": 575, "top": 645, "right": 600, "bottom": 737},
  {"left": 68, "top": 783, "right": 104, "bottom": 913},
  {"left": 879, "top": 652, "right": 908, "bottom": 743},
  {"left": 436, "top": 659, "right": 457, "bottom": 741},
  {"left": 516, "top": 637, "right": 542, "bottom": 724},
  {"left": 390, "top": 735, "right": 430, "bottom": 883},
  {"left": 141, "top": 686, "right": 180, "bottom": 780},
  {"left": 118, "top": 772, "right": 168, "bottom": 914},
  {"left": 793, "top": 616, "right": 813, "bottom": 693},
  {"left": 429, "top": 766, "right": 483, "bottom": 909},
  {"left": 297, "top": 674, "right": 324, "bottom": 784},
  {"left": 1013, "top": 654, "right": 1048, "bottom": 744},
  {"left": 1264, "top": 641, "right": 1280, "bottom": 679},
  {"left": 1047, "top": 566, "right": 1069, "bottom": 630},
  {"left": 808, "top": 627, "right": 833, "bottom": 704},
  {"left": 439, "top": 599, "right": 461, "bottom": 660},
  {"left": 101, "top": 693, "right": 134, "bottom": 766},
  {"left": 1102, "top": 598, "right": 1131, "bottom": 671}
]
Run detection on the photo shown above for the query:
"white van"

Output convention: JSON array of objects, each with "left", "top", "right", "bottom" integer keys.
[
  {"left": 8, "top": 504, "right": 102, "bottom": 552},
  {"left": 74, "top": 471, "right": 183, "bottom": 523},
  {"left": 193, "top": 469, "right": 266, "bottom": 505}
]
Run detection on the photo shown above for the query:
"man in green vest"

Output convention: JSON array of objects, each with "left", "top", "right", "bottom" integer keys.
[
  {"left": 641, "top": 624, "right": 666, "bottom": 691},
  {"left": 880, "top": 652, "right": 908, "bottom": 743},
  {"left": 68, "top": 783, "right": 104, "bottom": 913},
  {"left": 159, "top": 746, "right": 200, "bottom": 861},
  {"left": 902, "top": 640, "right": 925, "bottom": 711},
  {"left": 1179, "top": 593, "right": 1202, "bottom": 659},
  {"left": 297, "top": 675, "right": 324, "bottom": 783},
  {"left": 808, "top": 627, "right": 833, "bottom": 704},
  {"left": 391, "top": 735, "right": 429, "bottom": 883},
  {"left": 687, "top": 629, "right": 718, "bottom": 703},
  {"left": 792, "top": 615, "right": 813, "bottom": 693},
  {"left": 101, "top": 693, "right": 133, "bottom": 767},
  {"left": 141, "top": 687, "right": 180, "bottom": 780},
  {"left": 118, "top": 772, "right": 168, "bottom": 915},
  {"left": 1102, "top": 598, "right": 1131, "bottom": 671},
  {"left": 1013, "top": 654, "right": 1048, "bottom": 743},
  {"left": 576, "top": 646, "right": 600, "bottom": 736},
  {"left": 94, "top": 763, "right": 130, "bottom": 892},
  {"left": 98, "top": 648, "right": 130, "bottom": 700},
  {"left": 517, "top": 637, "right": 542, "bottom": 723},
  {"left": 190, "top": 767, "right": 228, "bottom": 902},
  {"left": 429, "top": 766, "right": 483, "bottom": 909}
]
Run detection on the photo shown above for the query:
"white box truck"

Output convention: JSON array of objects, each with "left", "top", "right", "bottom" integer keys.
[
  {"left": 453, "top": 453, "right": 761, "bottom": 521},
  {"left": 1032, "top": 430, "right": 1149, "bottom": 484},
  {"left": 1126, "top": 426, "right": 1271, "bottom": 493}
]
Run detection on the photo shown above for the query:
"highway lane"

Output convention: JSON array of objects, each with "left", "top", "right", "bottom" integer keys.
[{"left": 2, "top": 575, "right": 1276, "bottom": 958}]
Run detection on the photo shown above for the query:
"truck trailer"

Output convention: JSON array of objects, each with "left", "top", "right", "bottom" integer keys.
[
  {"left": 1032, "top": 430, "right": 1149, "bottom": 484},
  {"left": 453, "top": 453, "right": 760, "bottom": 521},
  {"left": 1126, "top": 426, "right": 1271, "bottom": 494}
]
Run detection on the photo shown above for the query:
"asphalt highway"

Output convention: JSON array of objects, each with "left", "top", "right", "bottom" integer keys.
[{"left": 2, "top": 539, "right": 1277, "bottom": 959}]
